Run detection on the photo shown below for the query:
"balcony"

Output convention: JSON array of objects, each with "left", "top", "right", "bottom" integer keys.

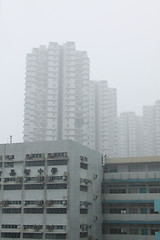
[
  {"left": 102, "top": 234, "right": 155, "bottom": 240},
  {"left": 103, "top": 214, "right": 160, "bottom": 223}
]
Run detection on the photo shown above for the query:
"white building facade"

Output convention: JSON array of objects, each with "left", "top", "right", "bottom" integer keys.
[
  {"left": 102, "top": 156, "right": 160, "bottom": 240},
  {"left": 118, "top": 112, "right": 138, "bottom": 157},
  {"left": 0, "top": 140, "right": 102, "bottom": 240},
  {"left": 24, "top": 42, "right": 90, "bottom": 145},
  {"left": 24, "top": 43, "right": 118, "bottom": 157},
  {"left": 88, "top": 81, "right": 118, "bottom": 157}
]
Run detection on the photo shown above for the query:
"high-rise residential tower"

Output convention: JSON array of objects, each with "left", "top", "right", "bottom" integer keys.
[
  {"left": 118, "top": 112, "right": 144, "bottom": 157},
  {"left": 143, "top": 100, "right": 160, "bottom": 156},
  {"left": 24, "top": 42, "right": 90, "bottom": 145},
  {"left": 24, "top": 42, "right": 118, "bottom": 157},
  {"left": 143, "top": 105, "right": 156, "bottom": 156},
  {"left": 88, "top": 81, "right": 118, "bottom": 157}
]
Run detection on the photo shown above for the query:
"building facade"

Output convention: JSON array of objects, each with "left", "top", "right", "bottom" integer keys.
[
  {"left": 88, "top": 81, "right": 118, "bottom": 157},
  {"left": 102, "top": 156, "right": 160, "bottom": 240},
  {"left": 24, "top": 42, "right": 90, "bottom": 145},
  {"left": 24, "top": 42, "right": 118, "bottom": 157},
  {"left": 143, "top": 100, "right": 160, "bottom": 157},
  {"left": 118, "top": 112, "right": 144, "bottom": 157},
  {"left": 143, "top": 105, "right": 156, "bottom": 156},
  {"left": 0, "top": 140, "right": 102, "bottom": 240}
]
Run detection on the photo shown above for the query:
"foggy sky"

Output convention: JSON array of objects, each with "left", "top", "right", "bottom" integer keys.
[{"left": 0, "top": 0, "right": 160, "bottom": 143}]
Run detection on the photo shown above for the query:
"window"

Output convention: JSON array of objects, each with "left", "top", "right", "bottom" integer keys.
[
  {"left": 129, "top": 208, "right": 138, "bottom": 214},
  {"left": 141, "top": 229, "right": 148, "bottom": 235},
  {"left": 2, "top": 208, "right": 21, "bottom": 214},
  {"left": 25, "top": 160, "right": 45, "bottom": 167},
  {"left": 4, "top": 162, "right": 14, "bottom": 168},
  {"left": 110, "top": 228, "right": 127, "bottom": 234},
  {"left": 141, "top": 208, "right": 147, "bottom": 214},
  {"left": 45, "top": 233, "right": 66, "bottom": 239},
  {"left": 80, "top": 209, "right": 88, "bottom": 214},
  {"left": 24, "top": 208, "right": 43, "bottom": 214},
  {"left": 128, "top": 188, "right": 138, "bottom": 193},
  {"left": 2, "top": 225, "right": 19, "bottom": 229},
  {"left": 23, "top": 225, "right": 43, "bottom": 230},
  {"left": 3, "top": 184, "right": 22, "bottom": 190},
  {"left": 129, "top": 228, "right": 139, "bottom": 235},
  {"left": 80, "top": 185, "right": 88, "bottom": 192},
  {"left": 46, "top": 208, "right": 67, "bottom": 214},
  {"left": 109, "top": 188, "right": 126, "bottom": 194},
  {"left": 149, "top": 188, "right": 160, "bottom": 193},
  {"left": 110, "top": 168, "right": 117, "bottom": 173},
  {"left": 26, "top": 153, "right": 43, "bottom": 159},
  {"left": 140, "top": 188, "right": 147, "bottom": 193},
  {"left": 151, "top": 229, "right": 159, "bottom": 235},
  {"left": 1, "top": 232, "right": 20, "bottom": 238},
  {"left": 109, "top": 208, "right": 127, "bottom": 214},
  {"left": 121, "top": 228, "right": 127, "bottom": 234},
  {"left": 47, "top": 184, "right": 67, "bottom": 189},
  {"left": 23, "top": 233, "right": 43, "bottom": 239},
  {"left": 5, "top": 155, "right": 14, "bottom": 160},
  {"left": 46, "top": 225, "right": 66, "bottom": 230},
  {"left": 25, "top": 184, "right": 44, "bottom": 190},
  {"left": 80, "top": 232, "right": 88, "bottom": 238},
  {"left": 80, "top": 162, "right": 88, "bottom": 170},
  {"left": 47, "top": 160, "right": 68, "bottom": 166}
]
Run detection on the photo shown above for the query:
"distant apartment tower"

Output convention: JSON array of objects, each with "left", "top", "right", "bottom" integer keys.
[
  {"left": 88, "top": 81, "right": 118, "bottom": 157},
  {"left": 155, "top": 100, "right": 160, "bottom": 156},
  {"left": 24, "top": 42, "right": 89, "bottom": 145},
  {"left": 24, "top": 42, "right": 118, "bottom": 157},
  {"left": 143, "top": 105, "right": 156, "bottom": 156},
  {"left": 143, "top": 100, "right": 160, "bottom": 156},
  {"left": 118, "top": 112, "right": 143, "bottom": 157}
]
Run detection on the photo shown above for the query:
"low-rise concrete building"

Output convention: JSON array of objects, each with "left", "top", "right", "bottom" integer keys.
[
  {"left": 0, "top": 140, "right": 102, "bottom": 240},
  {"left": 102, "top": 156, "right": 160, "bottom": 240}
]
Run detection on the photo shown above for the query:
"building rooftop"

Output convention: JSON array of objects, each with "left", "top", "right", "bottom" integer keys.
[{"left": 105, "top": 156, "right": 160, "bottom": 164}]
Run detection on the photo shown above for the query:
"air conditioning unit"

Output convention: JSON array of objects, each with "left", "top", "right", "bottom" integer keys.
[
  {"left": 37, "top": 176, "right": 44, "bottom": 182},
  {"left": 47, "top": 176, "right": 53, "bottom": 181},
  {"left": 47, "top": 153, "right": 54, "bottom": 158},
  {"left": 45, "top": 200, "right": 53, "bottom": 206},
  {"left": 84, "top": 179, "right": 88, "bottom": 184},
  {"left": 62, "top": 200, "right": 67, "bottom": 205},
  {"left": 34, "top": 225, "right": 41, "bottom": 231},
  {"left": 47, "top": 225, "right": 54, "bottom": 231},
  {"left": 80, "top": 156, "right": 84, "bottom": 161},
  {"left": 26, "top": 154, "right": 33, "bottom": 159},
  {"left": 36, "top": 200, "right": 43, "bottom": 206},
  {"left": 8, "top": 155, "right": 14, "bottom": 160},
  {"left": 62, "top": 176, "right": 67, "bottom": 180},
  {"left": 64, "top": 172, "right": 68, "bottom": 177},
  {"left": 3, "top": 200, "right": 9, "bottom": 206},
  {"left": 16, "top": 177, "right": 23, "bottom": 183}
]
